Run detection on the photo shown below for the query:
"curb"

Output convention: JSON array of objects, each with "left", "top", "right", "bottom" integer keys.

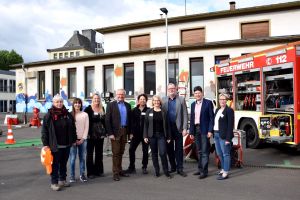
[{"left": 0, "top": 138, "right": 42, "bottom": 149}]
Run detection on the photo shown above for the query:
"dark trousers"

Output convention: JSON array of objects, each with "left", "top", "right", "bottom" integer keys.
[
  {"left": 195, "top": 126, "right": 210, "bottom": 175},
  {"left": 167, "top": 123, "right": 183, "bottom": 171},
  {"left": 150, "top": 134, "right": 169, "bottom": 174},
  {"left": 111, "top": 128, "right": 127, "bottom": 175},
  {"left": 86, "top": 138, "right": 104, "bottom": 176},
  {"left": 51, "top": 147, "right": 70, "bottom": 184},
  {"left": 128, "top": 136, "right": 149, "bottom": 169}
]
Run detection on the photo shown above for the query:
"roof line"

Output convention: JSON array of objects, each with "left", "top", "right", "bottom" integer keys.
[{"left": 95, "top": 1, "right": 300, "bottom": 34}]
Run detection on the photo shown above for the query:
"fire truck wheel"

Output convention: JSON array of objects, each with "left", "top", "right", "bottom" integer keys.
[{"left": 240, "top": 119, "right": 261, "bottom": 149}]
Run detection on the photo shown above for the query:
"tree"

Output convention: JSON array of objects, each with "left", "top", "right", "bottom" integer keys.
[{"left": 0, "top": 50, "right": 23, "bottom": 70}]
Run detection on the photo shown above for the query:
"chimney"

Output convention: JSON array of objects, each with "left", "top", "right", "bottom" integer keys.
[
  {"left": 82, "top": 29, "right": 96, "bottom": 43},
  {"left": 229, "top": 1, "right": 236, "bottom": 11},
  {"left": 74, "top": 30, "right": 79, "bottom": 35}
]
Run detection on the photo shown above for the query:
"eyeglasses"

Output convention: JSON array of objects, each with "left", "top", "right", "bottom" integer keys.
[{"left": 219, "top": 99, "right": 227, "bottom": 101}]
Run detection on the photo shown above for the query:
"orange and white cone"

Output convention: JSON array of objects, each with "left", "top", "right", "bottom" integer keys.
[{"left": 5, "top": 118, "right": 16, "bottom": 145}]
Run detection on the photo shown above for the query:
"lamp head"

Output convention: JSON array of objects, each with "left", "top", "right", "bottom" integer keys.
[{"left": 160, "top": 7, "right": 168, "bottom": 15}]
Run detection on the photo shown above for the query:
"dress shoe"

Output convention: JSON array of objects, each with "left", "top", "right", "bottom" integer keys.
[
  {"left": 199, "top": 174, "right": 208, "bottom": 179},
  {"left": 113, "top": 174, "right": 120, "bottom": 181},
  {"left": 193, "top": 172, "right": 200, "bottom": 176},
  {"left": 154, "top": 172, "right": 160, "bottom": 178},
  {"left": 217, "top": 175, "right": 228, "bottom": 180},
  {"left": 142, "top": 168, "right": 148, "bottom": 174},
  {"left": 125, "top": 168, "right": 136, "bottom": 174},
  {"left": 168, "top": 169, "right": 176, "bottom": 173},
  {"left": 165, "top": 173, "right": 173, "bottom": 179},
  {"left": 87, "top": 175, "right": 95, "bottom": 179},
  {"left": 119, "top": 171, "right": 130, "bottom": 177},
  {"left": 177, "top": 171, "right": 187, "bottom": 177}
]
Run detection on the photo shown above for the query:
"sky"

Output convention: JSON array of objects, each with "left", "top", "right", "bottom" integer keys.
[{"left": 0, "top": 0, "right": 298, "bottom": 62}]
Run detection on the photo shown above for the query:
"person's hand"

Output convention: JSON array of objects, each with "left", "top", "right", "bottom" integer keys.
[
  {"left": 182, "top": 129, "right": 187, "bottom": 137},
  {"left": 109, "top": 135, "right": 115, "bottom": 140},
  {"left": 189, "top": 134, "right": 194, "bottom": 140},
  {"left": 225, "top": 141, "right": 230, "bottom": 145},
  {"left": 167, "top": 139, "right": 171, "bottom": 143},
  {"left": 76, "top": 139, "right": 84, "bottom": 145},
  {"left": 144, "top": 138, "right": 149, "bottom": 144},
  {"left": 129, "top": 134, "right": 133, "bottom": 140},
  {"left": 207, "top": 132, "right": 213, "bottom": 138}
]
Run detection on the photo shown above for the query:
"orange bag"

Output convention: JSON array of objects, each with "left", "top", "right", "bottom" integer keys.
[{"left": 40, "top": 146, "right": 53, "bottom": 174}]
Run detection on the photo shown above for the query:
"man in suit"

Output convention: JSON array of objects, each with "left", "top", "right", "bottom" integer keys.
[
  {"left": 190, "top": 86, "right": 214, "bottom": 179},
  {"left": 162, "top": 83, "right": 188, "bottom": 177},
  {"left": 105, "top": 89, "right": 131, "bottom": 181}
]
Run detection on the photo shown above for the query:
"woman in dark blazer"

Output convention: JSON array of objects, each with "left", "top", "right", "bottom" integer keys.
[
  {"left": 144, "top": 95, "right": 172, "bottom": 178},
  {"left": 213, "top": 93, "right": 234, "bottom": 180}
]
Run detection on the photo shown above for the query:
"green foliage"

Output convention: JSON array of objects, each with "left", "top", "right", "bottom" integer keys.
[{"left": 0, "top": 50, "right": 23, "bottom": 70}]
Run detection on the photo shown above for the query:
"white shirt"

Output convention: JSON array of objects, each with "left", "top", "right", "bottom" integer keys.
[{"left": 214, "top": 108, "right": 224, "bottom": 131}]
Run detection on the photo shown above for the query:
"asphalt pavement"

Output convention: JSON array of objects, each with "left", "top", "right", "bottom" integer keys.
[{"left": 0, "top": 126, "right": 300, "bottom": 200}]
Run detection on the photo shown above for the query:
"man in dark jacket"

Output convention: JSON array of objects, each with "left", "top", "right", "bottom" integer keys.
[{"left": 105, "top": 89, "right": 131, "bottom": 181}]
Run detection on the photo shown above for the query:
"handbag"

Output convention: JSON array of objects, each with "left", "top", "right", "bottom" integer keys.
[{"left": 92, "top": 121, "right": 106, "bottom": 139}]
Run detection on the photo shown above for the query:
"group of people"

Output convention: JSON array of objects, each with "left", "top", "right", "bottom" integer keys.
[{"left": 41, "top": 84, "right": 234, "bottom": 191}]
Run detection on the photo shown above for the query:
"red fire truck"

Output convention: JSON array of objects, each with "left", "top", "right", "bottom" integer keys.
[{"left": 214, "top": 41, "right": 300, "bottom": 148}]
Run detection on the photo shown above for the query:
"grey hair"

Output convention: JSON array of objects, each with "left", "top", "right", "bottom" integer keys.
[{"left": 52, "top": 94, "right": 63, "bottom": 102}]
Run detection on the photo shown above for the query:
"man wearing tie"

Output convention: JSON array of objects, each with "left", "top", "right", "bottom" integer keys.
[
  {"left": 105, "top": 89, "right": 131, "bottom": 181},
  {"left": 189, "top": 86, "right": 214, "bottom": 179}
]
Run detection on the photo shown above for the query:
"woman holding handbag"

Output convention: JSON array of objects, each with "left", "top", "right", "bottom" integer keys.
[{"left": 84, "top": 93, "right": 107, "bottom": 179}]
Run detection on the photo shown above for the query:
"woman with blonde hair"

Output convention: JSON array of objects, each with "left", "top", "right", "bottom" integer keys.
[
  {"left": 144, "top": 95, "right": 172, "bottom": 178},
  {"left": 214, "top": 93, "right": 234, "bottom": 180},
  {"left": 84, "top": 93, "right": 106, "bottom": 179}
]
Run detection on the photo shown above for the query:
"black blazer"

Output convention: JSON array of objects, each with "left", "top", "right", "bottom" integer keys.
[
  {"left": 105, "top": 100, "right": 131, "bottom": 137},
  {"left": 143, "top": 108, "right": 170, "bottom": 140},
  {"left": 214, "top": 105, "right": 234, "bottom": 141},
  {"left": 131, "top": 105, "right": 149, "bottom": 138}
]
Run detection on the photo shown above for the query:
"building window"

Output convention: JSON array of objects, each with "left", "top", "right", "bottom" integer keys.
[
  {"left": 144, "top": 61, "right": 156, "bottom": 95},
  {"left": 9, "top": 80, "right": 16, "bottom": 93},
  {"left": 241, "top": 21, "right": 269, "bottom": 39},
  {"left": 215, "top": 55, "right": 230, "bottom": 64},
  {"left": 59, "top": 53, "right": 63, "bottom": 59},
  {"left": 190, "top": 58, "right": 204, "bottom": 94},
  {"left": 38, "top": 71, "right": 45, "bottom": 99},
  {"left": 181, "top": 28, "right": 205, "bottom": 45},
  {"left": 0, "top": 100, "right": 7, "bottom": 112},
  {"left": 85, "top": 67, "right": 94, "bottom": 98},
  {"left": 9, "top": 100, "right": 16, "bottom": 113},
  {"left": 103, "top": 65, "right": 114, "bottom": 93},
  {"left": 70, "top": 52, "right": 74, "bottom": 58},
  {"left": 75, "top": 51, "right": 80, "bottom": 57},
  {"left": 168, "top": 59, "right": 179, "bottom": 85},
  {"left": 52, "top": 70, "right": 60, "bottom": 96},
  {"left": 124, "top": 63, "right": 134, "bottom": 96},
  {"left": 0, "top": 79, "right": 3, "bottom": 92},
  {"left": 53, "top": 53, "right": 57, "bottom": 59},
  {"left": 68, "top": 68, "right": 76, "bottom": 98},
  {"left": 129, "top": 34, "right": 150, "bottom": 50},
  {"left": 64, "top": 52, "right": 69, "bottom": 58}
]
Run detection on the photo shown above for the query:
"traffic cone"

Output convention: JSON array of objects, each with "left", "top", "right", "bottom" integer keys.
[{"left": 5, "top": 118, "right": 16, "bottom": 145}]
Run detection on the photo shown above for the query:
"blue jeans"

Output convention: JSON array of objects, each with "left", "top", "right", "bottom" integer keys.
[
  {"left": 69, "top": 140, "right": 87, "bottom": 177},
  {"left": 195, "top": 126, "right": 210, "bottom": 175},
  {"left": 51, "top": 147, "right": 70, "bottom": 184},
  {"left": 214, "top": 132, "right": 231, "bottom": 172},
  {"left": 150, "top": 134, "right": 169, "bottom": 174}
]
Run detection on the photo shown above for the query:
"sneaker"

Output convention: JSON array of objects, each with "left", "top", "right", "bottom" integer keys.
[
  {"left": 58, "top": 180, "right": 70, "bottom": 187},
  {"left": 80, "top": 175, "right": 88, "bottom": 182},
  {"left": 69, "top": 177, "right": 76, "bottom": 183},
  {"left": 50, "top": 184, "right": 61, "bottom": 191}
]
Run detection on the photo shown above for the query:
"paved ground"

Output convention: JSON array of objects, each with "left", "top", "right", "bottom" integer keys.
[{"left": 0, "top": 126, "right": 300, "bottom": 200}]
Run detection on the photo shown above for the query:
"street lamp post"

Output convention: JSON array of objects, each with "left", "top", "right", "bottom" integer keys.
[{"left": 160, "top": 7, "right": 168, "bottom": 92}]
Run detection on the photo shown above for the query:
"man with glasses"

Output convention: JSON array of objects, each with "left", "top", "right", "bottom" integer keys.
[
  {"left": 162, "top": 83, "right": 188, "bottom": 177},
  {"left": 189, "top": 86, "right": 214, "bottom": 179}
]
